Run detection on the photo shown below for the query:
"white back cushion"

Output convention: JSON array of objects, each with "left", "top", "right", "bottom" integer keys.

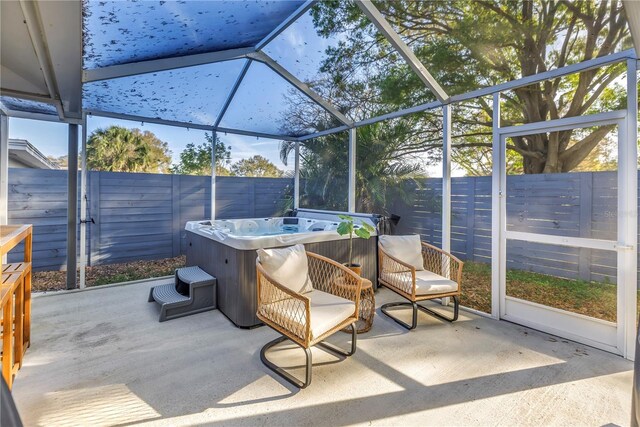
[
  {"left": 257, "top": 244, "right": 313, "bottom": 294},
  {"left": 379, "top": 234, "right": 424, "bottom": 271}
]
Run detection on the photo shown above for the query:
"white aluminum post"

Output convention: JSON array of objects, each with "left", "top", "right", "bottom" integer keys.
[
  {"left": 294, "top": 141, "right": 300, "bottom": 209},
  {"left": 441, "top": 105, "right": 452, "bottom": 305},
  {"left": 491, "top": 93, "right": 503, "bottom": 319},
  {"left": 442, "top": 105, "right": 452, "bottom": 254},
  {"left": 79, "top": 113, "right": 88, "bottom": 289},
  {"left": 0, "top": 114, "right": 8, "bottom": 227},
  {"left": 211, "top": 130, "right": 217, "bottom": 220},
  {"left": 67, "top": 124, "right": 79, "bottom": 290},
  {"left": 348, "top": 128, "right": 356, "bottom": 212},
  {"left": 620, "top": 59, "right": 638, "bottom": 359}
]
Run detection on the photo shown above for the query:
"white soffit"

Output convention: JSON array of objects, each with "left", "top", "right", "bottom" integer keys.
[
  {"left": 0, "top": 1, "right": 49, "bottom": 96},
  {"left": 37, "top": 0, "right": 83, "bottom": 118}
]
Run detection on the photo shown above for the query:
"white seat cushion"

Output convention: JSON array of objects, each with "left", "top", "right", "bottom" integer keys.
[
  {"left": 379, "top": 234, "right": 424, "bottom": 270},
  {"left": 257, "top": 244, "right": 313, "bottom": 294},
  {"left": 308, "top": 290, "right": 355, "bottom": 339},
  {"left": 260, "top": 290, "right": 355, "bottom": 341},
  {"left": 382, "top": 270, "right": 458, "bottom": 295}
]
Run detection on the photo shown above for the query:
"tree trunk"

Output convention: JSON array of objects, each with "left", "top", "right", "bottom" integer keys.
[{"left": 517, "top": 127, "right": 614, "bottom": 174}]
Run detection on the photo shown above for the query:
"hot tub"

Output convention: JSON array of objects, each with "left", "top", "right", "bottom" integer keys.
[{"left": 185, "top": 210, "right": 379, "bottom": 328}]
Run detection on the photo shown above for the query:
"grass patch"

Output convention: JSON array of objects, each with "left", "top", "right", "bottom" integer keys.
[
  {"left": 460, "top": 261, "right": 629, "bottom": 322},
  {"left": 506, "top": 268, "right": 617, "bottom": 321},
  {"left": 31, "top": 257, "right": 634, "bottom": 323},
  {"left": 459, "top": 262, "right": 492, "bottom": 314}
]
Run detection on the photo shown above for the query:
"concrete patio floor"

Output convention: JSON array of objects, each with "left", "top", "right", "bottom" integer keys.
[{"left": 12, "top": 279, "right": 633, "bottom": 426}]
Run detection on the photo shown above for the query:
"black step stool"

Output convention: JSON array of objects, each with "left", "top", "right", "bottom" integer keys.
[{"left": 148, "top": 266, "right": 217, "bottom": 322}]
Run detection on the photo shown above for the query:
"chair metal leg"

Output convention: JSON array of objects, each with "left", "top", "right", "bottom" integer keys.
[
  {"left": 381, "top": 296, "right": 460, "bottom": 330},
  {"left": 317, "top": 323, "right": 357, "bottom": 357},
  {"left": 380, "top": 302, "right": 418, "bottom": 330},
  {"left": 261, "top": 324, "right": 358, "bottom": 389},
  {"left": 260, "top": 335, "right": 312, "bottom": 389},
  {"left": 415, "top": 295, "right": 459, "bottom": 322}
]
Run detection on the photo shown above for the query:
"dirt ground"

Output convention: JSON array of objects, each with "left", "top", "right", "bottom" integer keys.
[{"left": 32, "top": 256, "right": 186, "bottom": 292}]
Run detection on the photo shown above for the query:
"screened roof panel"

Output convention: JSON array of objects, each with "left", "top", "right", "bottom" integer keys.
[
  {"left": 219, "top": 61, "right": 334, "bottom": 136},
  {"left": 83, "top": 0, "right": 305, "bottom": 69},
  {"left": 262, "top": 3, "right": 434, "bottom": 122},
  {"left": 261, "top": 11, "right": 326, "bottom": 84},
  {"left": 0, "top": 96, "right": 58, "bottom": 115},
  {"left": 83, "top": 59, "right": 247, "bottom": 126}
]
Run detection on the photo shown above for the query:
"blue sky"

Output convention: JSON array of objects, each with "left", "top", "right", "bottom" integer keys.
[{"left": 8, "top": 116, "right": 292, "bottom": 170}]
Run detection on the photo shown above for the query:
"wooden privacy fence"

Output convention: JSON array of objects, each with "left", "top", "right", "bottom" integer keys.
[
  {"left": 393, "top": 171, "right": 627, "bottom": 284},
  {"left": 5, "top": 168, "right": 638, "bottom": 284},
  {"left": 7, "top": 169, "right": 292, "bottom": 270}
]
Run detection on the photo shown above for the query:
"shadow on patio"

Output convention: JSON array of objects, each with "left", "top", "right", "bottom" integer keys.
[{"left": 12, "top": 279, "right": 632, "bottom": 427}]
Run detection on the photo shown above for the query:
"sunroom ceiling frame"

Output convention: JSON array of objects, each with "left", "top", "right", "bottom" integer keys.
[
  {"left": 247, "top": 51, "right": 353, "bottom": 126},
  {"left": 213, "top": 59, "right": 253, "bottom": 128},
  {"left": 255, "top": 0, "right": 317, "bottom": 51},
  {"left": 0, "top": 96, "right": 79, "bottom": 124},
  {"left": 82, "top": 0, "right": 317, "bottom": 85},
  {"left": 82, "top": 47, "right": 255, "bottom": 83},
  {"left": 7, "top": 1, "right": 638, "bottom": 142},
  {"left": 85, "top": 109, "right": 300, "bottom": 141},
  {"left": 11, "top": 47, "right": 638, "bottom": 143},
  {"left": 299, "top": 48, "right": 637, "bottom": 141},
  {"left": 0, "top": 88, "right": 66, "bottom": 120},
  {"left": 73, "top": 0, "right": 451, "bottom": 135},
  {"left": 81, "top": 0, "right": 349, "bottom": 134}
]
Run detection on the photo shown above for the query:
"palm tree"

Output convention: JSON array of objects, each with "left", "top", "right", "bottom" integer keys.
[
  {"left": 280, "top": 121, "right": 423, "bottom": 214},
  {"left": 87, "top": 126, "right": 171, "bottom": 173}
]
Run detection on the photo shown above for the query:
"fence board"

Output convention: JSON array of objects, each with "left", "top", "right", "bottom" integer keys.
[
  {"left": 6, "top": 168, "right": 639, "bottom": 285},
  {"left": 391, "top": 171, "right": 627, "bottom": 284}
]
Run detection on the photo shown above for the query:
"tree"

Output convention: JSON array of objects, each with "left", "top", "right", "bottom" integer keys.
[
  {"left": 280, "top": 120, "right": 425, "bottom": 213},
  {"left": 47, "top": 155, "right": 68, "bottom": 169},
  {"left": 230, "top": 155, "right": 284, "bottom": 178},
  {"left": 87, "top": 126, "right": 171, "bottom": 173},
  {"left": 171, "top": 132, "right": 232, "bottom": 176},
  {"left": 308, "top": 0, "right": 630, "bottom": 174}
]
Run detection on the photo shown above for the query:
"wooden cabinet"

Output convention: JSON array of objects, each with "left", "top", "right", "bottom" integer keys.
[{"left": 1, "top": 225, "right": 33, "bottom": 389}]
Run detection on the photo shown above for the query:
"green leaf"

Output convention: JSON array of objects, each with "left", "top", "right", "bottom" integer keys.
[
  {"left": 338, "top": 214, "right": 353, "bottom": 221},
  {"left": 354, "top": 228, "right": 371, "bottom": 239},
  {"left": 337, "top": 222, "right": 352, "bottom": 236},
  {"left": 360, "top": 221, "right": 375, "bottom": 233}
]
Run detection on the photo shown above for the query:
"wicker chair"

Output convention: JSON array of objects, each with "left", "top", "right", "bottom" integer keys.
[
  {"left": 378, "top": 235, "right": 463, "bottom": 330},
  {"left": 256, "top": 249, "right": 362, "bottom": 389}
]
